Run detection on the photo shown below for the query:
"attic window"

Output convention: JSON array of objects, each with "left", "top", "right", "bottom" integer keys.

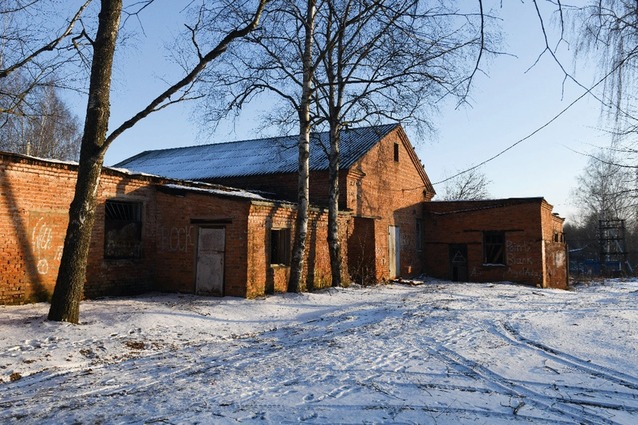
[
  {"left": 393, "top": 143, "right": 399, "bottom": 162},
  {"left": 104, "top": 200, "right": 143, "bottom": 259}
]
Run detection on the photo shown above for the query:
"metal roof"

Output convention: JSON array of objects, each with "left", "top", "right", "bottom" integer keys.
[{"left": 114, "top": 124, "right": 399, "bottom": 181}]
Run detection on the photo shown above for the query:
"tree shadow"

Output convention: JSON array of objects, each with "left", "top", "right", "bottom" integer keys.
[{"left": 0, "top": 174, "right": 49, "bottom": 302}]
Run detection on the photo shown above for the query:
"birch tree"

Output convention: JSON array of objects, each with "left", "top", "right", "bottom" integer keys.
[
  {"left": 199, "top": 0, "right": 325, "bottom": 292},
  {"left": 47, "top": 0, "right": 269, "bottom": 323},
  {"left": 202, "top": 0, "right": 492, "bottom": 289},
  {"left": 313, "top": 0, "right": 490, "bottom": 286},
  {"left": 0, "top": 82, "right": 82, "bottom": 160}
]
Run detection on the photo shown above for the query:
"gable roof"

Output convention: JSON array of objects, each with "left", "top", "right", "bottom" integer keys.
[{"left": 114, "top": 124, "right": 399, "bottom": 181}]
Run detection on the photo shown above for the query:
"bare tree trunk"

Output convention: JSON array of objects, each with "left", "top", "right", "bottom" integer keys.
[
  {"left": 328, "top": 121, "right": 342, "bottom": 286},
  {"left": 48, "top": 0, "right": 122, "bottom": 323},
  {"left": 288, "top": 0, "right": 316, "bottom": 293}
]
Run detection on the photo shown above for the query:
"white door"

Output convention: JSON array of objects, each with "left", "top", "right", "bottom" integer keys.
[
  {"left": 196, "top": 227, "right": 225, "bottom": 295},
  {"left": 388, "top": 225, "right": 400, "bottom": 278}
]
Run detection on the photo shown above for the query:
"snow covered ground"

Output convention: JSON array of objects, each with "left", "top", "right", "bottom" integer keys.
[{"left": 1, "top": 279, "right": 638, "bottom": 424}]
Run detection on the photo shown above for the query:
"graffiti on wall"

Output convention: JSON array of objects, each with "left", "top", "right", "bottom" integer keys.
[
  {"left": 506, "top": 240, "right": 534, "bottom": 266},
  {"left": 29, "top": 214, "right": 65, "bottom": 275},
  {"left": 159, "top": 225, "right": 195, "bottom": 253}
]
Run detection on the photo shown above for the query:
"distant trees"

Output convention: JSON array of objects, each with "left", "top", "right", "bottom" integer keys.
[
  {"left": 0, "top": 83, "right": 81, "bottom": 160},
  {"left": 571, "top": 149, "right": 637, "bottom": 224},
  {"left": 439, "top": 168, "right": 491, "bottom": 201},
  {"left": 0, "top": 1, "right": 89, "bottom": 160},
  {"left": 0, "top": 1, "right": 90, "bottom": 114}
]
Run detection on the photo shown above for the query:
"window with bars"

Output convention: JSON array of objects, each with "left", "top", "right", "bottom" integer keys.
[
  {"left": 104, "top": 200, "right": 143, "bottom": 259},
  {"left": 483, "top": 231, "right": 505, "bottom": 265},
  {"left": 270, "top": 228, "right": 290, "bottom": 266}
]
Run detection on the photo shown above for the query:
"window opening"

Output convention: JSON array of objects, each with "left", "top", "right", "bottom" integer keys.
[
  {"left": 483, "top": 231, "right": 505, "bottom": 265},
  {"left": 104, "top": 200, "right": 142, "bottom": 259},
  {"left": 270, "top": 228, "right": 291, "bottom": 266},
  {"left": 393, "top": 143, "right": 399, "bottom": 162}
]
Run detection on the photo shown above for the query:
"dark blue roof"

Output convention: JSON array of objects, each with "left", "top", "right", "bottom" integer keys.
[{"left": 114, "top": 124, "right": 399, "bottom": 181}]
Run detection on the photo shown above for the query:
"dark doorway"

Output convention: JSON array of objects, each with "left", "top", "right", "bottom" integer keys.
[{"left": 449, "top": 244, "right": 468, "bottom": 282}]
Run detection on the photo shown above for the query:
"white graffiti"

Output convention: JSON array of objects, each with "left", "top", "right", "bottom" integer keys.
[
  {"left": 160, "top": 225, "right": 195, "bottom": 253},
  {"left": 31, "top": 217, "right": 63, "bottom": 275}
]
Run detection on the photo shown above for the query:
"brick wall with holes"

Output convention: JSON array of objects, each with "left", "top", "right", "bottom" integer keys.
[
  {"left": 0, "top": 152, "right": 157, "bottom": 305},
  {"left": 422, "top": 199, "right": 567, "bottom": 289}
]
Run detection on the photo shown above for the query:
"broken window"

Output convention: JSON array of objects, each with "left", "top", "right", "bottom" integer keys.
[
  {"left": 393, "top": 142, "right": 400, "bottom": 162},
  {"left": 104, "top": 200, "right": 142, "bottom": 259},
  {"left": 483, "top": 231, "right": 505, "bottom": 265},
  {"left": 270, "top": 228, "right": 290, "bottom": 266}
]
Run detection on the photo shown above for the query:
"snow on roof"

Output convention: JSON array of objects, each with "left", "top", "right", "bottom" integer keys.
[
  {"left": 161, "top": 183, "right": 272, "bottom": 202},
  {"left": 114, "top": 124, "right": 399, "bottom": 181}
]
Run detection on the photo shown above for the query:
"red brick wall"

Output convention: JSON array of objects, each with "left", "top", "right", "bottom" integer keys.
[
  {"left": 423, "top": 199, "right": 567, "bottom": 288},
  {"left": 246, "top": 203, "right": 350, "bottom": 297},
  {"left": 1, "top": 152, "right": 353, "bottom": 304},
  {"left": 203, "top": 126, "right": 433, "bottom": 283},
  {"left": 152, "top": 188, "right": 251, "bottom": 297},
  {"left": 205, "top": 170, "right": 350, "bottom": 208},
  {"left": 345, "top": 127, "right": 432, "bottom": 280},
  {"left": 541, "top": 202, "right": 568, "bottom": 289},
  {"left": 0, "top": 153, "right": 156, "bottom": 304}
]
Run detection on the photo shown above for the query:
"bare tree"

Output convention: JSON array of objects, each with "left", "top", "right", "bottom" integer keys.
[
  {"left": 199, "top": 0, "right": 325, "bottom": 292},
  {"left": 571, "top": 148, "right": 637, "bottom": 223},
  {"left": 313, "top": 0, "right": 490, "bottom": 286},
  {"left": 47, "top": 0, "right": 269, "bottom": 323},
  {"left": 287, "top": 0, "right": 318, "bottom": 292},
  {"left": 0, "top": 82, "right": 82, "bottom": 160},
  {"left": 439, "top": 167, "right": 491, "bottom": 201},
  {"left": 203, "top": 0, "right": 492, "bottom": 288},
  {"left": 0, "top": 0, "right": 91, "bottom": 117}
]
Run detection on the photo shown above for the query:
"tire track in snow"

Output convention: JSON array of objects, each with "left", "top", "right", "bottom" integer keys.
[
  {"left": 425, "top": 340, "right": 618, "bottom": 425},
  {"left": 497, "top": 321, "right": 638, "bottom": 392}
]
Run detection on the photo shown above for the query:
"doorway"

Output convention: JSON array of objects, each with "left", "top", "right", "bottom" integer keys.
[
  {"left": 449, "top": 244, "right": 468, "bottom": 282},
  {"left": 196, "top": 227, "right": 225, "bottom": 295},
  {"left": 388, "top": 225, "right": 400, "bottom": 278}
]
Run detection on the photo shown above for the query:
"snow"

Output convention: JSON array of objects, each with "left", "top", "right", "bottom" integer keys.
[
  {"left": 162, "top": 183, "right": 270, "bottom": 201},
  {"left": 1, "top": 279, "right": 638, "bottom": 424}
]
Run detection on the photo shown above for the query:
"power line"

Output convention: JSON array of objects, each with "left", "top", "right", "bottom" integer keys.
[{"left": 432, "top": 59, "right": 626, "bottom": 186}]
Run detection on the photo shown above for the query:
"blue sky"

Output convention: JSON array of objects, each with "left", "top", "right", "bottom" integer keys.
[{"left": 95, "top": 1, "right": 611, "bottom": 222}]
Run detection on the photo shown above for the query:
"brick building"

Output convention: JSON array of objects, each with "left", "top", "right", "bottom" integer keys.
[
  {"left": 1, "top": 124, "right": 433, "bottom": 304},
  {"left": 117, "top": 124, "right": 435, "bottom": 284},
  {"left": 0, "top": 124, "right": 568, "bottom": 305},
  {"left": 423, "top": 198, "right": 568, "bottom": 289},
  {"left": 0, "top": 151, "right": 354, "bottom": 304}
]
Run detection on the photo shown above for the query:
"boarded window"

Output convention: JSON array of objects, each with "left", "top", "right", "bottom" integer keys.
[
  {"left": 104, "top": 200, "right": 142, "bottom": 259},
  {"left": 393, "top": 143, "right": 400, "bottom": 162},
  {"left": 270, "top": 228, "right": 290, "bottom": 266},
  {"left": 483, "top": 231, "right": 505, "bottom": 265}
]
